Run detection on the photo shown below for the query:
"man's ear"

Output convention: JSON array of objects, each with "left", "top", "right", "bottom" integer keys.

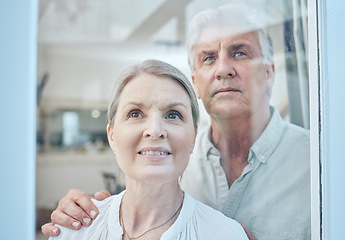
[
  {"left": 191, "top": 75, "right": 201, "bottom": 99},
  {"left": 107, "top": 124, "right": 116, "bottom": 152},
  {"left": 266, "top": 63, "right": 275, "bottom": 89}
]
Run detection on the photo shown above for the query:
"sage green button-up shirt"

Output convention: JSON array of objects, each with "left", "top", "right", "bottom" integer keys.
[{"left": 180, "top": 107, "right": 310, "bottom": 240}]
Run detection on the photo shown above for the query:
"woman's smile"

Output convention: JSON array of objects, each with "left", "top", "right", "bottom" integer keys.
[
  {"left": 139, "top": 151, "right": 170, "bottom": 156},
  {"left": 138, "top": 146, "right": 172, "bottom": 162},
  {"left": 138, "top": 146, "right": 172, "bottom": 156}
]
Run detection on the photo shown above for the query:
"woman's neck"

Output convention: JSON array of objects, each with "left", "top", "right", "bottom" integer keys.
[{"left": 120, "top": 179, "right": 184, "bottom": 239}]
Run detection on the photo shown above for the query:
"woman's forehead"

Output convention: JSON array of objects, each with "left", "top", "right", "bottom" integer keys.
[{"left": 119, "top": 73, "right": 190, "bottom": 105}]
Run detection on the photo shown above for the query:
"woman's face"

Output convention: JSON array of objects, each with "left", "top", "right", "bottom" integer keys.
[{"left": 107, "top": 73, "right": 196, "bottom": 184}]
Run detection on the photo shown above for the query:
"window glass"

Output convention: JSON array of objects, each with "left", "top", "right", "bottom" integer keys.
[{"left": 36, "top": 0, "right": 312, "bottom": 238}]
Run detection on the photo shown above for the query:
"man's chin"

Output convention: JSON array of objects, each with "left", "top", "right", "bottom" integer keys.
[{"left": 210, "top": 106, "right": 242, "bottom": 119}]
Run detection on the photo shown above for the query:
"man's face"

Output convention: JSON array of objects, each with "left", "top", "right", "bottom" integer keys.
[{"left": 192, "top": 26, "right": 274, "bottom": 120}]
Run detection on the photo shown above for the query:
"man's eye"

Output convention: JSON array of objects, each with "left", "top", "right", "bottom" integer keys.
[
  {"left": 204, "top": 56, "right": 216, "bottom": 62},
  {"left": 128, "top": 110, "right": 143, "bottom": 119},
  {"left": 234, "top": 52, "right": 246, "bottom": 57}
]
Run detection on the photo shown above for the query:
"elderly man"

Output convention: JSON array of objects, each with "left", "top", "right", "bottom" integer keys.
[{"left": 42, "top": 4, "right": 310, "bottom": 239}]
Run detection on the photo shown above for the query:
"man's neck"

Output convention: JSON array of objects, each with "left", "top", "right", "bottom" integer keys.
[{"left": 209, "top": 107, "right": 272, "bottom": 187}]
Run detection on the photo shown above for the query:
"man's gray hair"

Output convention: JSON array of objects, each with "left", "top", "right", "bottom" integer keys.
[{"left": 187, "top": 3, "right": 273, "bottom": 73}]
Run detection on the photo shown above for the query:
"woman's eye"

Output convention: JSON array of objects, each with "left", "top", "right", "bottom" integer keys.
[
  {"left": 128, "top": 110, "right": 143, "bottom": 119},
  {"left": 165, "top": 111, "right": 182, "bottom": 120}
]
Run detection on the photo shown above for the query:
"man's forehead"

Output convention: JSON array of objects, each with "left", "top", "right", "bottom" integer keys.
[{"left": 194, "top": 26, "right": 260, "bottom": 51}]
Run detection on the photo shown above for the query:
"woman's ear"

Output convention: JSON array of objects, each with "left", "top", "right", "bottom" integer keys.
[{"left": 107, "top": 124, "right": 116, "bottom": 152}]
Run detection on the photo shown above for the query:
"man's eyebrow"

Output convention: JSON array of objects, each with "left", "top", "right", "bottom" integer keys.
[
  {"left": 196, "top": 50, "right": 216, "bottom": 62},
  {"left": 229, "top": 43, "right": 248, "bottom": 51},
  {"left": 201, "top": 50, "right": 216, "bottom": 55}
]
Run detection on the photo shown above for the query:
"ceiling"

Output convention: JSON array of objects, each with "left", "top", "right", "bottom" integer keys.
[
  {"left": 37, "top": 0, "right": 296, "bottom": 111},
  {"left": 38, "top": 0, "right": 290, "bottom": 45}
]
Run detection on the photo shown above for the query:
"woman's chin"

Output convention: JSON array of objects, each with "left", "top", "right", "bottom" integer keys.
[{"left": 128, "top": 170, "right": 182, "bottom": 185}]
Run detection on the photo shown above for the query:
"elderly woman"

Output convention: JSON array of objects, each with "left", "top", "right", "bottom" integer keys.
[{"left": 49, "top": 59, "right": 247, "bottom": 240}]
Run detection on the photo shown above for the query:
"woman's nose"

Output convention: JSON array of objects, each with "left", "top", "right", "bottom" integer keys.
[
  {"left": 143, "top": 117, "right": 167, "bottom": 139},
  {"left": 215, "top": 53, "right": 236, "bottom": 80}
]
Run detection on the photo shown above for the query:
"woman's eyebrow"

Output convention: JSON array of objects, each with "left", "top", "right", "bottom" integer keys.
[
  {"left": 122, "top": 101, "right": 188, "bottom": 110},
  {"left": 122, "top": 101, "right": 146, "bottom": 109},
  {"left": 163, "top": 102, "right": 188, "bottom": 110}
]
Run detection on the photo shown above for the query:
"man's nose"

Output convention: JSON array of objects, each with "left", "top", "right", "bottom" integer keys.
[
  {"left": 215, "top": 53, "right": 236, "bottom": 80},
  {"left": 143, "top": 116, "right": 167, "bottom": 139}
]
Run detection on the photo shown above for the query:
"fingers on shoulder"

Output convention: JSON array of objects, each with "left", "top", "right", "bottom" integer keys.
[
  {"left": 58, "top": 188, "right": 98, "bottom": 221},
  {"left": 41, "top": 222, "right": 60, "bottom": 237},
  {"left": 94, "top": 190, "right": 111, "bottom": 201},
  {"left": 51, "top": 209, "right": 82, "bottom": 229}
]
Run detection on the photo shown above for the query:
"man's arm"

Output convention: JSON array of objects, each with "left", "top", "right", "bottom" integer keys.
[
  {"left": 240, "top": 222, "right": 258, "bottom": 240},
  {"left": 41, "top": 189, "right": 111, "bottom": 237}
]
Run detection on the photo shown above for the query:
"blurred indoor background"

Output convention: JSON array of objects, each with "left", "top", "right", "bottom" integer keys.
[{"left": 35, "top": 0, "right": 308, "bottom": 238}]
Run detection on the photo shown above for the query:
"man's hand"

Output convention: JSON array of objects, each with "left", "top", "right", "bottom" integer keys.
[
  {"left": 41, "top": 189, "right": 111, "bottom": 236},
  {"left": 240, "top": 222, "right": 258, "bottom": 240}
]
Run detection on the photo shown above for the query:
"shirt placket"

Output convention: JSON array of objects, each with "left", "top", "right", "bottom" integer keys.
[
  {"left": 220, "top": 153, "right": 258, "bottom": 219},
  {"left": 208, "top": 148, "right": 230, "bottom": 211}
]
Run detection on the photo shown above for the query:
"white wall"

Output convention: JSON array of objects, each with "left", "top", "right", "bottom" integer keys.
[{"left": 36, "top": 153, "right": 125, "bottom": 209}]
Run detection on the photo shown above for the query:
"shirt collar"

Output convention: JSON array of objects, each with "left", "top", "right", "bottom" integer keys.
[
  {"left": 196, "top": 106, "right": 285, "bottom": 164},
  {"left": 194, "top": 120, "right": 220, "bottom": 160},
  {"left": 250, "top": 106, "right": 285, "bottom": 163}
]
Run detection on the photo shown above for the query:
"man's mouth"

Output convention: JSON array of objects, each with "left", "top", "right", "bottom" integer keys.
[{"left": 213, "top": 87, "right": 240, "bottom": 96}]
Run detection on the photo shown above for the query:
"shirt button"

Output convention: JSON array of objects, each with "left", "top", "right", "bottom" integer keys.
[{"left": 215, "top": 167, "right": 222, "bottom": 175}]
